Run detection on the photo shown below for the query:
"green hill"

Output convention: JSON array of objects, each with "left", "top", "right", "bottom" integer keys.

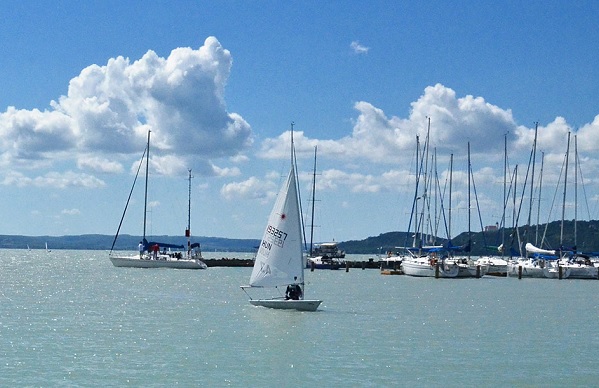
[
  {"left": 2, "top": 219, "right": 598, "bottom": 255},
  {"left": 0, "top": 234, "right": 260, "bottom": 252},
  {"left": 337, "top": 219, "right": 599, "bottom": 255}
]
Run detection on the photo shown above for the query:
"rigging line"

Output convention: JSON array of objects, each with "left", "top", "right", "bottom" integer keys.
[
  {"left": 110, "top": 146, "right": 148, "bottom": 254},
  {"left": 540, "top": 144, "right": 569, "bottom": 249},
  {"left": 526, "top": 123, "right": 538, "bottom": 242},
  {"left": 469, "top": 162, "right": 488, "bottom": 251},
  {"left": 576, "top": 150, "right": 592, "bottom": 220},
  {"left": 436, "top": 154, "right": 451, "bottom": 242},
  {"left": 560, "top": 132, "right": 571, "bottom": 246},
  {"left": 513, "top": 133, "right": 536, "bottom": 243},
  {"left": 404, "top": 135, "right": 421, "bottom": 248},
  {"left": 535, "top": 152, "right": 545, "bottom": 246},
  {"left": 290, "top": 122, "right": 308, "bottom": 252}
]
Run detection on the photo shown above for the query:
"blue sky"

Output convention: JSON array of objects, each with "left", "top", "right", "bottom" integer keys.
[{"left": 1, "top": 1, "right": 599, "bottom": 245}]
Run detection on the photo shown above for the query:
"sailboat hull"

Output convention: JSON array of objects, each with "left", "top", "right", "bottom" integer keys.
[
  {"left": 402, "top": 259, "right": 459, "bottom": 278},
  {"left": 250, "top": 299, "right": 322, "bottom": 311},
  {"left": 110, "top": 255, "right": 207, "bottom": 269}
]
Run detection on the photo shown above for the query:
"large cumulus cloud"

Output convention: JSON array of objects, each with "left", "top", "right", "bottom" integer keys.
[
  {"left": 0, "top": 37, "right": 252, "bottom": 182},
  {"left": 251, "top": 83, "right": 599, "bottom": 202},
  {"left": 259, "top": 84, "right": 521, "bottom": 164}
]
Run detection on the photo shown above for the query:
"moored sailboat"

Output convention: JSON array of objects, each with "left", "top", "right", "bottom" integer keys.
[{"left": 108, "top": 131, "right": 207, "bottom": 269}]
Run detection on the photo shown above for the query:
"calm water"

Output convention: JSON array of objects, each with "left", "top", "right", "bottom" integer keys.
[{"left": 1, "top": 250, "right": 598, "bottom": 387}]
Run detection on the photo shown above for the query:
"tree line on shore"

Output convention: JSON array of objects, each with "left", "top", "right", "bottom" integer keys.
[{"left": 1, "top": 219, "right": 597, "bottom": 255}]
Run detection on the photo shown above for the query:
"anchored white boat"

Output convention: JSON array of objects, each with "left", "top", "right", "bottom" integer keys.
[
  {"left": 109, "top": 131, "right": 207, "bottom": 270},
  {"left": 475, "top": 256, "right": 507, "bottom": 276},
  {"left": 110, "top": 252, "right": 207, "bottom": 269},
  {"left": 401, "top": 252, "right": 460, "bottom": 278},
  {"left": 241, "top": 126, "right": 322, "bottom": 311}
]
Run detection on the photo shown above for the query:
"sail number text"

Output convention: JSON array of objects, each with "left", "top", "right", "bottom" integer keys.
[{"left": 265, "top": 224, "right": 288, "bottom": 248}]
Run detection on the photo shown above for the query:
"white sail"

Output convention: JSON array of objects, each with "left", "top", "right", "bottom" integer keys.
[
  {"left": 249, "top": 167, "right": 304, "bottom": 288},
  {"left": 525, "top": 242, "right": 556, "bottom": 256}
]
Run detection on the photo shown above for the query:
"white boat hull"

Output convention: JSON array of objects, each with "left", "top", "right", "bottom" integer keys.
[
  {"left": 109, "top": 255, "right": 207, "bottom": 269},
  {"left": 250, "top": 299, "right": 322, "bottom": 311},
  {"left": 475, "top": 257, "right": 507, "bottom": 276},
  {"left": 401, "top": 259, "right": 459, "bottom": 278},
  {"left": 560, "top": 265, "right": 598, "bottom": 279},
  {"left": 306, "top": 256, "right": 344, "bottom": 270},
  {"left": 507, "top": 260, "right": 547, "bottom": 278},
  {"left": 543, "top": 266, "right": 570, "bottom": 279}
]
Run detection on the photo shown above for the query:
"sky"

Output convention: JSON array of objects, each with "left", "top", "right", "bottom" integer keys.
[{"left": 1, "top": 1, "right": 599, "bottom": 245}]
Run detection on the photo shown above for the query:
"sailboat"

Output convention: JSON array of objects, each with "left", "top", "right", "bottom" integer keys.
[
  {"left": 241, "top": 125, "right": 322, "bottom": 311},
  {"left": 549, "top": 134, "right": 597, "bottom": 279},
  {"left": 108, "top": 131, "right": 207, "bottom": 269},
  {"left": 507, "top": 124, "right": 553, "bottom": 278},
  {"left": 400, "top": 121, "right": 459, "bottom": 278},
  {"left": 305, "top": 146, "right": 344, "bottom": 270},
  {"left": 45, "top": 242, "right": 51, "bottom": 252}
]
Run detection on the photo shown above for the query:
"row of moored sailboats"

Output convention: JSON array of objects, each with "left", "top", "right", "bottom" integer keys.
[{"left": 381, "top": 121, "right": 599, "bottom": 280}]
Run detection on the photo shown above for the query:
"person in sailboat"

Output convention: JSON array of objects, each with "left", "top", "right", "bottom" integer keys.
[
  {"left": 139, "top": 241, "right": 144, "bottom": 258},
  {"left": 285, "top": 277, "right": 302, "bottom": 300}
]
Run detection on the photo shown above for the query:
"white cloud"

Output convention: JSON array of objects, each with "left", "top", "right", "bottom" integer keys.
[
  {"left": 350, "top": 41, "right": 369, "bottom": 54},
  {"left": 212, "top": 165, "right": 241, "bottom": 177},
  {"left": 220, "top": 176, "right": 277, "bottom": 203},
  {"left": 256, "top": 83, "right": 599, "bottom": 215},
  {"left": 2, "top": 171, "right": 105, "bottom": 189},
  {"left": 77, "top": 156, "right": 124, "bottom": 173},
  {"left": 150, "top": 154, "right": 188, "bottom": 176},
  {"left": 61, "top": 208, "right": 81, "bottom": 216},
  {"left": 569, "top": 114, "right": 599, "bottom": 153},
  {"left": 230, "top": 154, "right": 249, "bottom": 163},
  {"left": 0, "top": 107, "right": 75, "bottom": 166},
  {"left": 259, "top": 84, "right": 521, "bottom": 165},
  {"left": 0, "top": 36, "right": 252, "bottom": 178}
]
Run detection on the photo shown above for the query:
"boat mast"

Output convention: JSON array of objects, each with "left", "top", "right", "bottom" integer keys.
[
  {"left": 512, "top": 165, "right": 518, "bottom": 258},
  {"left": 290, "top": 122, "right": 295, "bottom": 167},
  {"left": 527, "top": 123, "right": 538, "bottom": 244},
  {"left": 574, "top": 134, "right": 578, "bottom": 248},
  {"left": 413, "top": 135, "right": 420, "bottom": 248},
  {"left": 448, "top": 153, "right": 453, "bottom": 241},
  {"left": 501, "top": 133, "right": 507, "bottom": 258},
  {"left": 309, "top": 146, "right": 317, "bottom": 257},
  {"left": 421, "top": 117, "right": 431, "bottom": 247},
  {"left": 535, "top": 152, "right": 544, "bottom": 246},
  {"left": 467, "top": 141, "right": 471, "bottom": 261},
  {"left": 142, "top": 130, "right": 151, "bottom": 242},
  {"left": 187, "top": 168, "right": 193, "bottom": 256},
  {"left": 560, "top": 132, "right": 571, "bottom": 247}
]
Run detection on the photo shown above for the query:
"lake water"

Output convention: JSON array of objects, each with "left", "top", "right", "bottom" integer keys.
[{"left": 1, "top": 250, "right": 598, "bottom": 387}]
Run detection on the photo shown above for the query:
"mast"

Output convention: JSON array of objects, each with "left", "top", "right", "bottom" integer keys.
[
  {"left": 142, "top": 130, "right": 151, "bottom": 242},
  {"left": 422, "top": 117, "right": 431, "bottom": 246},
  {"left": 309, "top": 146, "right": 317, "bottom": 256},
  {"left": 535, "top": 152, "right": 544, "bottom": 246},
  {"left": 186, "top": 169, "right": 193, "bottom": 256},
  {"left": 448, "top": 153, "right": 453, "bottom": 241},
  {"left": 512, "top": 165, "right": 518, "bottom": 258},
  {"left": 413, "top": 135, "right": 420, "bottom": 248},
  {"left": 432, "top": 148, "right": 438, "bottom": 244},
  {"left": 290, "top": 122, "right": 295, "bottom": 167},
  {"left": 560, "top": 132, "right": 571, "bottom": 246},
  {"left": 574, "top": 134, "right": 578, "bottom": 248},
  {"left": 467, "top": 141, "right": 471, "bottom": 261},
  {"left": 501, "top": 133, "right": 507, "bottom": 257},
  {"left": 526, "top": 123, "right": 538, "bottom": 244}
]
